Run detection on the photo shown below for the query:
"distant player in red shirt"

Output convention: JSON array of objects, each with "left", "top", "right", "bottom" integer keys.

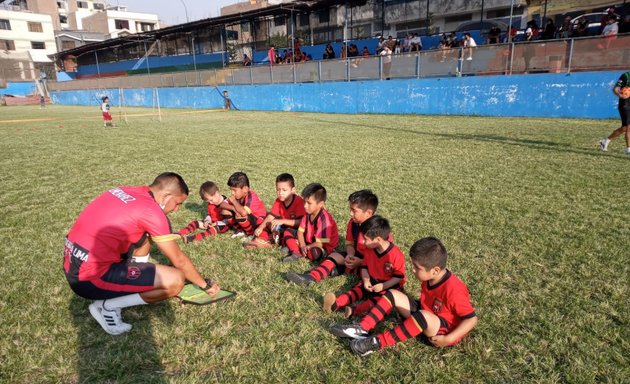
[
  {"left": 101, "top": 96, "right": 113, "bottom": 127},
  {"left": 221, "top": 172, "right": 267, "bottom": 237},
  {"left": 331, "top": 237, "right": 478, "bottom": 356},
  {"left": 243, "top": 173, "right": 305, "bottom": 249},
  {"left": 281, "top": 183, "right": 338, "bottom": 263},
  {"left": 286, "top": 189, "right": 381, "bottom": 286},
  {"left": 64, "top": 173, "right": 220, "bottom": 335},
  {"left": 323, "top": 216, "right": 406, "bottom": 317},
  {"left": 177, "top": 181, "right": 234, "bottom": 243}
]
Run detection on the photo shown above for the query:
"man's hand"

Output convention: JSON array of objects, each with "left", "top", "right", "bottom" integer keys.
[{"left": 205, "top": 282, "right": 220, "bottom": 296}]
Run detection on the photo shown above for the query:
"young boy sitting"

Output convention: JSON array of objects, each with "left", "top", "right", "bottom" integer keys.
[
  {"left": 222, "top": 172, "right": 268, "bottom": 238},
  {"left": 330, "top": 237, "right": 478, "bottom": 357},
  {"left": 177, "top": 181, "right": 232, "bottom": 243},
  {"left": 286, "top": 189, "right": 381, "bottom": 286},
  {"left": 322, "top": 216, "right": 405, "bottom": 318},
  {"left": 282, "top": 183, "right": 338, "bottom": 263},
  {"left": 243, "top": 173, "right": 305, "bottom": 249}
]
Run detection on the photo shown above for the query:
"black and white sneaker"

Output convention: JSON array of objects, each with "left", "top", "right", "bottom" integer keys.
[
  {"left": 350, "top": 336, "right": 380, "bottom": 357},
  {"left": 286, "top": 271, "right": 315, "bottom": 286},
  {"left": 330, "top": 323, "right": 369, "bottom": 339},
  {"left": 89, "top": 301, "right": 132, "bottom": 335},
  {"left": 282, "top": 253, "right": 302, "bottom": 263}
]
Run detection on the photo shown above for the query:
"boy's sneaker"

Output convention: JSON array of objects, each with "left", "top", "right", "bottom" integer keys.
[
  {"left": 282, "top": 253, "right": 302, "bottom": 263},
  {"left": 323, "top": 292, "right": 337, "bottom": 313},
  {"left": 286, "top": 271, "right": 315, "bottom": 286},
  {"left": 350, "top": 336, "right": 381, "bottom": 357},
  {"left": 279, "top": 246, "right": 290, "bottom": 257},
  {"left": 599, "top": 139, "right": 609, "bottom": 151},
  {"left": 230, "top": 231, "right": 245, "bottom": 239},
  {"left": 626, "top": 147, "right": 630, "bottom": 155},
  {"left": 330, "top": 323, "right": 369, "bottom": 339},
  {"left": 240, "top": 235, "right": 254, "bottom": 243},
  {"left": 89, "top": 301, "right": 132, "bottom": 335}
]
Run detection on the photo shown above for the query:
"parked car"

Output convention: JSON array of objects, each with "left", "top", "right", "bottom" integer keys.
[
  {"left": 456, "top": 20, "right": 508, "bottom": 34},
  {"left": 570, "top": 12, "right": 607, "bottom": 29}
]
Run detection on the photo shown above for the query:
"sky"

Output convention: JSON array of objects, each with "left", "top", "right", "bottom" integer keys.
[{"left": 125, "top": 0, "right": 242, "bottom": 26}]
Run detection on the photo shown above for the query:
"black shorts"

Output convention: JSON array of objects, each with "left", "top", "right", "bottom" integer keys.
[
  {"left": 411, "top": 299, "right": 449, "bottom": 334},
  {"left": 66, "top": 260, "right": 156, "bottom": 300},
  {"left": 619, "top": 103, "right": 630, "bottom": 126}
]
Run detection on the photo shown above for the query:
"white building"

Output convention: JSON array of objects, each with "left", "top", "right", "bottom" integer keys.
[
  {"left": 0, "top": 9, "right": 56, "bottom": 80},
  {"left": 80, "top": 6, "right": 159, "bottom": 38}
]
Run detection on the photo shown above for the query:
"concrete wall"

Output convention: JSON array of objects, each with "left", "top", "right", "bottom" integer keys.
[
  {"left": 50, "top": 71, "right": 619, "bottom": 119},
  {"left": 1, "top": 81, "right": 37, "bottom": 96}
]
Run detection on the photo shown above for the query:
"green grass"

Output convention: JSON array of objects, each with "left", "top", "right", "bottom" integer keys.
[{"left": 0, "top": 105, "right": 628, "bottom": 383}]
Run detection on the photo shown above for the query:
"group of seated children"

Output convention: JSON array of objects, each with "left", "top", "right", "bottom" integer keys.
[{"left": 177, "top": 171, "right": 477, "bottom": 357}]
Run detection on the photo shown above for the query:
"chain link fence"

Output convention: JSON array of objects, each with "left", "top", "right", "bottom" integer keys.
[{"left": 48, "top": 34, "right": 630, "bottom": 92}]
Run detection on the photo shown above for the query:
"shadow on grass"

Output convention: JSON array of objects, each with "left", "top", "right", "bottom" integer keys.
[
  {"left": 70, "top": 295, "right": 174, "bottom": 382},
  {"left": 302, "top": 116, "right": 627, "bottom": 159},
  {"left": 183, "top": 202, "right": 206, "bottom": 216}
]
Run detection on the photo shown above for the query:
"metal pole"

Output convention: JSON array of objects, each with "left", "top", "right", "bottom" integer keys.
[
  {"left": 542, "top": 0, "right": 548, "bottom": 28},
  {"left": 94, "top": 50, "right": 100, "bottom": 78},
  {"left": 480, "top": 0, "right": 484, "bottom": 30},
  {"left": 509, "top": 42, "right": 515, "bottom": 75},
  {"left": 291, "top": 10, "right": 296, "bottom": 83},
  {"left": 426, "top": 0, "right": 430, "bottom": 33},
  {"left": 219, "top": 26, "right": 225, "bottom": 68},
  {"left": 507, "top": 0, "right": 515, "bottom": 43},
  {"left": 416, "top": 54, "right": 420, "bottom": 78},
  {"left": 178, "top": 0, "right": 189, "bottom": 23},
  {"left": 191, "top": 33, "right": 197, "bottom": 74},
  {"left": 567, "top": 38, "right": 574, "bottom": 73}
]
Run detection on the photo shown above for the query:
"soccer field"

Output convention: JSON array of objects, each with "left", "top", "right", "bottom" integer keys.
[{"left": 0, "top": 105, "right": 628, "bottom": 383}]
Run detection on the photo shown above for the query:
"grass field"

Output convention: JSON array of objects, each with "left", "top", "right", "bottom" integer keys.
[{"left": 0, "top": 105, "right": 628, "bottom": 383}]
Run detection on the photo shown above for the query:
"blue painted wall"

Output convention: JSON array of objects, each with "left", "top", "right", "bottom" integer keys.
[
  {"left": 50, "top": 71, "right": 619, "bottom": 119},
  {"left": 78, "top": 52, "right": 225, "bottom": 75},
  {"left": 1, "top": 81, "right": 37, "bottom": 96}
]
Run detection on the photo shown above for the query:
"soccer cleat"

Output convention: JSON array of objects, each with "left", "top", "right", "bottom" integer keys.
[
  {"left": 599, "top": 139, "right": 608, "bottom": 152},
  {"left": 89, "top": 301, "right": 132, "bottom": 335},
  {"left": 240, "top": 235, "right": 254, "bottom": 243},
  {"left": 282, "top": 253, "right": 302, "bottom": 263},
  {"left": 344, "top": 306, "right": 353, "bottom": 319},
  {"left": 279, "top": 246, "right": 290, "bottom": 257},
  {"left": 286, "top": 271, "right": 315, "bottom": 286},
  {"left": 626, "top": 147, "right": 630, "bottom": 155},
  {"left": 350, "top": 336, "right": 380, "bottom": 357},
  {"left": 323, "top": 292, "right": 337, "bottom": 313},
  {"left": 330, "top": 323, "right": 369, "bottom": 339}
]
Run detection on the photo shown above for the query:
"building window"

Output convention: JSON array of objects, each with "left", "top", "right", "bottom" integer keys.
[
  {"left": 31, "top": 41, "right": 46, "bottom": 49},
  {"left": 62, "top": 40, "right": 76, "bottom": 50},
  {"left": 77, "top": 1, "right": 88, "bottom": 9},
  {"left": 318, "top": 11, "right": 329, "bottom": 24},
  {"left": 445, "top": 14, "right": 472, "bottom": 24},
  {"left": 60, "top": 15, "right": 68, "bottom": 24},
  {"left": 115, "top": 19, "right": 130, "bottom": 30},
  {"left": 299, "top": 13, "right": 309, "bottom": 26},
  {"left": 274, "top": 16, "right": 285, "bottom": 26},
  {"left": 0, "top": 19, "right": 10, "bottom": 30},
  {"left": 241, "top": 22, "right": 250, "bottom": 33},
  {"left": 93, "top": 2, "right": 104, "bottom": 10},
  {"left": 28, "top": 22, "right": 43, "bottom": 32},
  {"left": 136, "top": 22, "right": 154, "bottom": 32},
  {"left": 0, "top": 39, "right": 16, "bottom": 50}
]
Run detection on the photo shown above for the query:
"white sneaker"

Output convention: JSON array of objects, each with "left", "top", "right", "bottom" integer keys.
[
  {"left": 89, "top": 301, "right": 132, "bottom": 335},
  {"left": 626, "top": 148, "right": 630, "bottom": 155},
  {"left": 599, "top": 139, "right": 608, "bottom": 152},
  {"left": 466, "top": 57, "right": 473, "bottom": 61},
  {"left": 230, "top": 231, "right": 245, "bottom": 239}
]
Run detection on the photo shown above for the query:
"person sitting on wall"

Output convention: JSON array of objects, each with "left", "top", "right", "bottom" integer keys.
[
  {"left": 488, "top": 26, "right": 501, "bottom": 44},
  {"left": 323, "top": 44, "right": 336, "bottom": 60},
  {"left": 243, "top": 54, "right": 252, "bottom": 66},
  {"left": 361, "top": 46, "right": 371, "bottom": 56}
]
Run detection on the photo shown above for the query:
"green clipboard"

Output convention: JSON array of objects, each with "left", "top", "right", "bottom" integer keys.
[{"left": 177, "top": 283, "right": 236, "bottom": 305}]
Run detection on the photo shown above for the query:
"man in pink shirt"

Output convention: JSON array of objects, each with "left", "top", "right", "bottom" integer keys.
[{"left": 64, "top": 172, "right": 220, "bottom": 335}]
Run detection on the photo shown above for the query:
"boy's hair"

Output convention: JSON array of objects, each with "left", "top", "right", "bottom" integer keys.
[
  {"left": 199, "top": 181, "right": 218, "bottom": 200},
  {"left": 301, "top": 183, "right": 326, "bottom": 202},
  {"left": 150, "top": 172, "right": 189, "bottom": 196},
  {"left": 227, "top": 172, "right": 250, "bottom": 188},
  {"left": 410, "top": 237, "right": 448, "bottom": 270},
  {"left": 348, "top": 189, "right": 378, "bottom": 212},
  {"left": 275, "top": 173, "right": 295, "bottom": 187},
  {"left": 359, "top": 215, "right": 391, "bottom": 240},
  {"left": 102, "top": 96, "right": 109, "bottom": 102}
]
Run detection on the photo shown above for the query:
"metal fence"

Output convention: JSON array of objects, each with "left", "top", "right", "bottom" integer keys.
[{"left": 48, "top": 34, "right": 630, "bottom": 92}]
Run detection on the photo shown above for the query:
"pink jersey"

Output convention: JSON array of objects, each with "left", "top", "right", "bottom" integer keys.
[{"left": 64, "top": 186, "right": 173, "bottom": 281}]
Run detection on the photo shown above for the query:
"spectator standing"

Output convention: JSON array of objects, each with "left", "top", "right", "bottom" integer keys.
[
  {"left": 379, "top": 45, "right": 392, "bottom": 80},
  {"left": 267, "top": 45, "right": 276, "bottom": 66},
  {"left": 522, "top": 27, "right": 535, "bottom": 73},
  {"left": 602, "top": 16, "right": 619, "bottom": 37},
  {"left": 243, "top": 53, "right": 252, "bottom": 66},
  {"left": 341, "top": 43, "right": 348, "bottom": 60},
  {"left": 558, "top": 16, "right": 573, "bottom": 38},
  {"left": 574, "top": 17, "right": 588, "bottom": 37},
  {"left": 543, "top": 19, "right": 556, "bottom": 40}
]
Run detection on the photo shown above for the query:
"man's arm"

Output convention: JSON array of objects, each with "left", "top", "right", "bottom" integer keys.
[{"left": 156, "top": 240, "right": 219, "bottom": 294}]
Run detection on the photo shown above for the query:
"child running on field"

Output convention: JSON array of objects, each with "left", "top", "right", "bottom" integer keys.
[
  {"left": 243, "top": 173, "right": 305, "bottom": 250},
  {"left": 330, "top": 237, "right": 477, "bottom": 357},
  {"left": 177, "top": 181, "right": 233, "bottom": 243},
  {"left": 323, "top": 215, "right": 405, "bottom": 319}
]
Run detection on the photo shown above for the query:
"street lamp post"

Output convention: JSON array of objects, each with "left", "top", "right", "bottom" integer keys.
[{"left": 179, "top": 0, "right": 190, "bottom": 23}]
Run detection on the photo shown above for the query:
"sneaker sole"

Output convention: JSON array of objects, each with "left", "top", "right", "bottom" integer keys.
[
  {"left": 350, "top": 340, "right": 377, "bottom": 357},
  {"left": 286, "top": 272, "right": 313, "bottom": 286}
]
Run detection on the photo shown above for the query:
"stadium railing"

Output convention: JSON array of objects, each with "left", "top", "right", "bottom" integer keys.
[{"left": 47, "top": 34, "right": 630, "bottom": 92}]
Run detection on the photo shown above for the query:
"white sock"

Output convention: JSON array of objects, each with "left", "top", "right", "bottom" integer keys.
[
  {"left": 131, "top": 254, "right": 150, "bottom": 263},
  {"left": 103, "top": 294, "right": 147, "bottom": 311}
]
